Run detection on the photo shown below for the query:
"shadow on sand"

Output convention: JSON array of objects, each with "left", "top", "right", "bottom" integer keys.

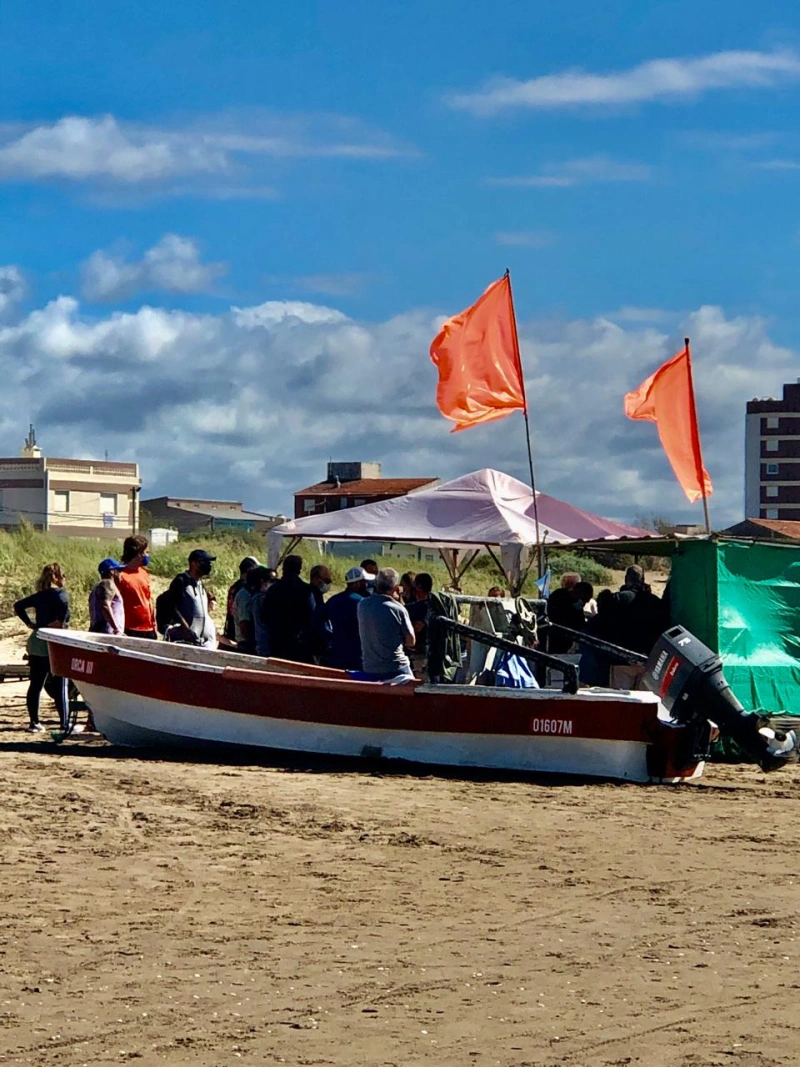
[{"left": 0, "top": 734, "right": 658, "bottom": 788}]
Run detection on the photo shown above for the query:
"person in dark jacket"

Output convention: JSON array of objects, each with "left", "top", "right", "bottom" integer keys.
[
  {"left": 322, "top": 567, "right": 368, "bottom": 669},
  {"left": 14, "top": 562, "right": 70, "bottom": 732},
  {"left": 307, "top": 563, "right": 333, "bottom": 662},
  {"left": 546, "top": 574, "right": 587, "bottom": 655},
  {"left": 613, "top": 566, "right": 668, "bottom": 655},
  {"left": 259, "top": 554, "right": 314, "bottom": 661}
]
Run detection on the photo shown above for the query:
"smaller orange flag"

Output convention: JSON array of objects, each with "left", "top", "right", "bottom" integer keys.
[
  {"left": 430, "top": 274, "right": 526, "bottom": 433},
  {"left": 624, "top": 344, "right": 713, "bottom": 503}
]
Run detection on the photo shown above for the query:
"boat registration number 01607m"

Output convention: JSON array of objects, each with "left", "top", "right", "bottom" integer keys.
[
  {"left": 70, "top": 658, "right": 95, "bottom": 676},
  {"left": 531, "top": 717, "right": 573, "bottom": 735}
]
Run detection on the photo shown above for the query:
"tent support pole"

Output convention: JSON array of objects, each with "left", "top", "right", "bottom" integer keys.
[
  {"left": 438, "top": 548, "right": 459, "bottom": 589},
  {"left": 277, "top": 536, "right": 302, "bottom": 566},
  {"left": 485, "top": 545, "right": 514, "bottom": 594},
  {"left": 455, "top": 549, "right": 481, "bottom": 585}
]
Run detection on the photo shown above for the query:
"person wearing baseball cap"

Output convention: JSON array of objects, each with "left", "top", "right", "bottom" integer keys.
[
  {"left": 164, "top": 549, "right": 218, "bottom": 647},
  {"left": 320, "top": 566, "right": 369, "bottom": 670},
  {"left": 88, "top": 558, "right": 125, "bottom": 635}
]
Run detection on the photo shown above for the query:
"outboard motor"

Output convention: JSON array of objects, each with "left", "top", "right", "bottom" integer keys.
[{"left": 643, "top": 625, "right": 798, "bottom": 771}]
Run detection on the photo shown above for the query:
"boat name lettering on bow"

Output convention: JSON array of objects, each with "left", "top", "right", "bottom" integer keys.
[
  {"left": 70, "top": 657, "right": 94, "bottom": 676},
  {"left": 531, "top": 717, "right": 573, "bottom": 735}
]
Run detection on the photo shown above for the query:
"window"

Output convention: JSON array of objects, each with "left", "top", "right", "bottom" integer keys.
[
  {"left": 766, "top": 439, "right": 779, "bottom": 452},
  {"left": 766, "top": 508, "right": 779, "bottom": 519},
  {"left": 766, "top": 416, "right": 779, "bottom": 429},
  {"left": 303, "top": 498, "right": 316, "bottom": 514},
  {"left": 766, "top": 485, "right": 779, "bottom": 498},
  {"left": 339, "top": 497, "right": 348, "bottom": 509},
  {"left": 53, "top": 490, "right": 69, "bottom": 513},
  {"left": 766, "top": 462, "right": 779, "bottom": 475},
  {"left": 353, "top": 498, "right": 367, "bottom": 507},
  {"left": 100, "top": 493, "right": 117, "bottom": 514}
]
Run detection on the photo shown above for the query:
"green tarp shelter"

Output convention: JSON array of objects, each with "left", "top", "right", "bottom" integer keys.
[{"left": 670, "top": 539, "right": 800, "bottom": 715}]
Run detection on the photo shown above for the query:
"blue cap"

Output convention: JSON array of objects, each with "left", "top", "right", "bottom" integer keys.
[{"left": 98, "top": 557, "right": 123, "bottom": 576}]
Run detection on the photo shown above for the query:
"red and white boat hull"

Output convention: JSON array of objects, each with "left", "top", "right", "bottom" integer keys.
[{"left": 43, "top": 630, "right": 705, "bottom": 784}]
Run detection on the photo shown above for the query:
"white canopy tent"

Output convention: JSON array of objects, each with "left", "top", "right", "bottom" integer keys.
[{"left": 269, "top": 469, "right": 651, "bottom": 594}]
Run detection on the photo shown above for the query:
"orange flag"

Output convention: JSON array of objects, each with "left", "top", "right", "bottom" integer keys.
[
  {"left": 624, "top": 344, "right": 713, "bottom": 502},
  {"left": 430, "top": 275, "right": 526, "bottom": 433}
]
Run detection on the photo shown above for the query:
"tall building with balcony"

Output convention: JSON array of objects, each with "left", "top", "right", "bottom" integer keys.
[
  {"left": 745, "top": 382, "right": 800, "bottom": 520},
  {"left": 0, "top": 427, "right": 141, "bottom": 538}
]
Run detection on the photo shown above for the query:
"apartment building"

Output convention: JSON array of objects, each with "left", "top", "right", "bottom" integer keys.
[
  {"left": 0, "top": 428, "right": 141, "bottom": 537},
  {"left": 745, "top": 381, "right": 800, "bottom": 520}
]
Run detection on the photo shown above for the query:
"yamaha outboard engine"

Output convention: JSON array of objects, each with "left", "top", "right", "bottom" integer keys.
[{"left": 643, "top": 626, "right": 797, "bottom": 771}]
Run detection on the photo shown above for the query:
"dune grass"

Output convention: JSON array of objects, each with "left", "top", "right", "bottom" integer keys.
[{"left": 0, "top": 524, "right": 614, "bottom": 630}]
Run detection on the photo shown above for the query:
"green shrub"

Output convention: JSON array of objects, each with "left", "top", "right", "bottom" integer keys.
[
  {"left": 545, "top": 550, "right": 613, "bottom": 588},
  {"left": 0, "top": 525, "right": 582, "bottom": 631}
]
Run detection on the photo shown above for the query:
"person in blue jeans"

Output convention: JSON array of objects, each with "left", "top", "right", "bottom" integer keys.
[{"left": 14, "top": 562, "right": 70, "bottom": 732}]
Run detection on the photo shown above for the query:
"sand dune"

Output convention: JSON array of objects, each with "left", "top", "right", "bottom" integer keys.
[{"left": 1, "top": 664, "right": 799, "bottom": 1066}]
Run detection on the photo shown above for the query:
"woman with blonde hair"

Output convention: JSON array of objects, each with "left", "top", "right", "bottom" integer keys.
[{"left": 14, "top": 562, "right": 70, "bottom": 732}]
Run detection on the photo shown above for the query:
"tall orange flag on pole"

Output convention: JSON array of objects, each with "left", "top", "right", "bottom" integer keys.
[
  {"left": 429, "top": 274, "right": 526, "bottom": 433},
  {"left": 624, "top": 338, "right": 713, "bottom": 527}
]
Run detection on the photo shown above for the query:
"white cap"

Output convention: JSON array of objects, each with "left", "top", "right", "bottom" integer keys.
[{"left": 345, "top": 566, "right": 369, "bottom": 583}]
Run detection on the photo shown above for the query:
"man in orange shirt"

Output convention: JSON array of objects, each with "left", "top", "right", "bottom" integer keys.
[{"left": 117, "top": 535, "right": 157, "bottom": 639}]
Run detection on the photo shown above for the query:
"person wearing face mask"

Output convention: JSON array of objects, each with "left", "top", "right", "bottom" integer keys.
[
  {"left": 306, "top": 563, "right": 333, "bottom": 662},
  {"left": 117, "top": 535, "right": 157, "bottom": 639},
  {"left": 164, "top": 549, "right": 218, "bottom": 647}
]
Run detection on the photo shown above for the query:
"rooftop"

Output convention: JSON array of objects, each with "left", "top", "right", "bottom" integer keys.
[
  {"left": 0, "top": 456, "right": 139, "bottom": 477},
  {"left": 723, "top": 518, "right": 800, "bottom": 541},
  {"left": 143, "top": 496, "right": 276, "bottom": 522},
  {"left": 296, "top": 477, "right": 438, "bottom": 497}
]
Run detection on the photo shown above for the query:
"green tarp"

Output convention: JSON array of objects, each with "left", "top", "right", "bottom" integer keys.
[{"left": 670, "top": 539, "right": 800, "bottom": 715}]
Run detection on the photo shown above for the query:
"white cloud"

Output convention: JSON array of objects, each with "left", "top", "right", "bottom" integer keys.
[
  {"left": 448, "top": 49, "right": 800, "bottom": 116},
  {"left": 494, "top": 231, "right": 554, "bottom": 248},
  {"left": 604, "top": 306, "right": 672, "bottom": 324},
  {"left": 0, "top": 266, "right": 25, "bottom": 319},
  {"left": 263, "top": 273, "right": 371, "bottom": 298},
  {"left": 488, "top": 157, "right": 651, "bottom": 188},
  {"left": 0, "top": 112, "right": 413, "bottom": 191},
  {"left": 752, "top": 158, "right": 800, "bottom": 171},
  {"left": 683, "top": 131, "right": 782, "bottom": 151},
  {"left": 0, "top": 289, "right": 793, "bottom": 528},
  {"left": 81, "top": 234, "right": 227, "bottom": 302},
  {"left": 0, "top": 116, "right": 226, "bottom": 183}
]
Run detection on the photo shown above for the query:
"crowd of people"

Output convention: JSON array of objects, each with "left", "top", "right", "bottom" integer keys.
[
  {"left": 544, "top": 565, "right": 668, "bottom": 688},
  {"left": 11, "top": 530, "right": 668, "bottom": 731},
  {"left": 225, "top": 554, "right": 434, "bottom": 682},
  {"left": 12, "top": 538, "right": 437, "bottom": 730}
]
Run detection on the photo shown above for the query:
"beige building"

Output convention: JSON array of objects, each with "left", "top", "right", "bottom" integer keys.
[{"left": 0, "top": 428, "right": 141, "bottom": 538}]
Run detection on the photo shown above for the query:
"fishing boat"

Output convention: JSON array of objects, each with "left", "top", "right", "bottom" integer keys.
[{"left": 41, "top": 624, "right": 729, "bottom": 784}]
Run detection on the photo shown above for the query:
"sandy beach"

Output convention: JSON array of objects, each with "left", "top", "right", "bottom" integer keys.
[{"left": 0, "top": 632, "right": 799, "bottom": 1067}]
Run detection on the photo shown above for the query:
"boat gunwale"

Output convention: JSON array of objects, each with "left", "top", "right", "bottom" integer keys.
[{"left": 42, "top": 628, "right": 662, "bottom": 706}]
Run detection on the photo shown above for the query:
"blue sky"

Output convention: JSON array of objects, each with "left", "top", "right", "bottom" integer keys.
[{"left": 1, "top": 1, "right": 799, "bottom": 525}]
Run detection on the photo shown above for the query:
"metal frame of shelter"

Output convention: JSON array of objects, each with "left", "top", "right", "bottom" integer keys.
[
  {"left": 269, "top": 530, "right": 672, "bottom": 594},
  {"left": 271, "top": 533, "right": 516, "bottom": 592}
]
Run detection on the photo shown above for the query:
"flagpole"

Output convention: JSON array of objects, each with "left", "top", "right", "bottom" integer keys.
[
  {"left": 505, "top": 269, "right": 543, "bottom": 570},
  {"left": 684, "top": 336, "right": 712, "bottom": 535}
]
